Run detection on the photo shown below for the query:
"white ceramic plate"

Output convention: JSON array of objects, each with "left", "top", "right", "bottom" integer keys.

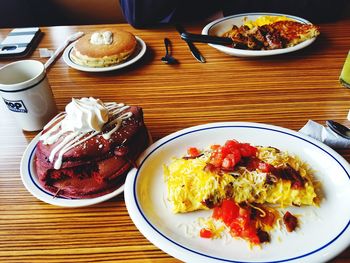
[
  {"left": 124, "top": 122, "right": 350, "bottom": 263},
  {"left": 20, "top": 133, "right": 125, "bottom": 207},
  {"left": 202, "top": 13, "right": 318, "bottom": 57},
  {"left": 62, "top": 36, "right": 146, "bottom": 72}
]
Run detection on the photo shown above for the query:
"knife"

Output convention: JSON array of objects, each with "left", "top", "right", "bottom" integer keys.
[
  {"left": 180, "top": 32, "right": 234, "bottom": 46},
  {"left": 175, "top": 24, "right": 206, "bottom": 63}
]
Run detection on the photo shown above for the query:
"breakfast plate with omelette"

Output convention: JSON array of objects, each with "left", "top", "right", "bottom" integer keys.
[
  {"left": 124, "top": 122, "right": 350, "bottom": 263},
  {"left": 202, "top": 13, "right": 320, "bottom": 57}
]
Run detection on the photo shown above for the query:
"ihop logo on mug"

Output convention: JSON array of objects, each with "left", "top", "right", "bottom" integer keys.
[{"left": 3, "top": 98, "right": 28, "bottom": 113}]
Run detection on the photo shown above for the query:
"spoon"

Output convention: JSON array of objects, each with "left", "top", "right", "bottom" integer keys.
[
  {"left": 326, "top": 120, "right": 350, "bottom": 139},
  {"left": 161, "top": 38, "right": 177, "bottom": 64}
]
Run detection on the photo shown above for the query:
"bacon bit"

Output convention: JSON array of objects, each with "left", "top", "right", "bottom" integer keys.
[
  {"left": 265, "top": 173, "right": 278, "bottom": 185},
  {"left": 183, "top": 153, "right": 203, "bottom": 160},
  {"left": 241, "top": 156, "right": 305, "bottom": 189},
  {"left": 203, "top": 163, "right": 220, "bottom": 174},
  {"left": 276, "top": 164, "right": 305, "bottom": 189},
  {"left": 224, "top": 182, "right": 234, "bottom": 198},
  {"left": 202, "top": 194, "right": 217, "bottom": 209},
  {"left": 202, "top": 199, "right": 215, "bottom": 209},
  {"left": 257, "top": 228, "right": 270, "bottom": 243},
  {"left": 283, "top": 211, "right": 298, "bottom": 232},
  {"left": 207, "top": 146, "right": 305, "bottom": 189},
  {"left": 244, "top": 156, "right": 262, "bottom": 171},
  {"left": 187, "top": 147, "right": 201, "bottom": 157}
]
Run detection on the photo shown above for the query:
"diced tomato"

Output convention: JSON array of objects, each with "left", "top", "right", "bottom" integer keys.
[
  {"left": 242, "top": 227, "right": 260, "bottom": 244},
  {"left": 229, "top": 221, "right": 243, "bottom": 236},
  {"left": 221, "top": 199, "right": 239, "bottom": 224},
  {"left": 258, "top": 162, "right": 272, "bottom": 173},
  {"left": 225, "top": 139, "right": 239, "bottom": 148},
  {"left": 222, "top": 157, "right": 233, "bottom": 169},
  {"left": 211, "top": 199, "right": 271, "bottom": 245},
  {"left": 239, "top": 207, "right": 250, "bottom": 219},
  {"left": 212, "top": 206, "right": 222, "bottom": 220},
  {"left": 220, "top": 146, "right": 231, "bottom": 156},
  {"left": 210, "top": 154, "right": 222, "bottom": 167},
  {"left": 229, "top": 217, "right": 259, "bottom": 244},
  {"left": 239, "top": 143, "right": 257, "bottom": 157},
  {"left": 210, "top": 144, "right": 220, "bottom": 151},
  {"left": 187, "top": 147, "right": 200, "bottom": 157},
  {"left": 208, "top": 140, "right": 258, "bottom": 171},
  {"left": 232, "top": 148, "right": 241, "bottom": 162},
  {"left": 199, "top": 228, "right": 213, "bottom": 238}
]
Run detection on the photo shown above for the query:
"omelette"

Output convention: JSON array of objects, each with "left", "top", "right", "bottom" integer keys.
[
  {"left": 243, "top": 15, "right": 293, "bottom": 29},
  {"left": 163, "top": 142, "right": 319, "bottom": 214}
]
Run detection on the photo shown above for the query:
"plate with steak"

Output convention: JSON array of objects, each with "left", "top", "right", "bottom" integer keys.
[{"left": 202, "top": 13, "right": 320, "bottom": 57}]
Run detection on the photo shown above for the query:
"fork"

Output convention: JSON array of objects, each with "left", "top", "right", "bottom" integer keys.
[
  {"left": 161, "top": 38, "right": 177, "bottom": 64},
  {"left": 44, "top": 31, "right": 84, "bottom": 69}
]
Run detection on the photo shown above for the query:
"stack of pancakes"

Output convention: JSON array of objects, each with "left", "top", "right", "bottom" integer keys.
[
  {"left": 71, "top": 29, "right": 137, "bottom": 67},
  {"left": 35, "top": 103, "right": 149, "bottom": 199}
]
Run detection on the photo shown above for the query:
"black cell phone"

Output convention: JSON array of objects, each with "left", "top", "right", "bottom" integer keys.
[{"left": 0, "top": 27, "right": 41, "bottom": 58}]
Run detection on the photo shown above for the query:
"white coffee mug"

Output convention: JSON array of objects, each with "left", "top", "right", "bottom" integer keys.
[{"left": 0, "top": 60, "right": 57, "bottom": 131}]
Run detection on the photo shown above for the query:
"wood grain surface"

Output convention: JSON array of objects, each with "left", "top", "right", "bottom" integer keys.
[{"left": 1, "top": 19, "right": 350, "bottom": 262}]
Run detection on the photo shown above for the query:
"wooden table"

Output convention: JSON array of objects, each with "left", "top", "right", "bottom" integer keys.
[{"left": 1, "top": 19, "right": 350, "bottom": 262}]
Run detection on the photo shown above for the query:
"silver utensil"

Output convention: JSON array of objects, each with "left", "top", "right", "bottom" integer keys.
[
  {"left": 326, "top": 120, "right": 350, "bottom": 139},
  {"left": 161, "top": 38, "right": 177, "bottom": 64},
  {"left": 44, "top": 31, "right": 84, "bottom": 69},
  {"left": 175, "top": 24, "right": 205, "bottom": 63},
  {"left": 180, "top": 32, "right": 233, "bottom": 46}
]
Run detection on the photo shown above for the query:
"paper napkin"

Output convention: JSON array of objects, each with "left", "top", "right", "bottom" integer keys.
[{"left": 299, "top": 120, "right": 350, "bottom": 148}]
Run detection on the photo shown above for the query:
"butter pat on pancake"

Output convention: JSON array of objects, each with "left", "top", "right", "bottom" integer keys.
[{"left": 71, "top": 29, "right": 137, "bottom": 67}]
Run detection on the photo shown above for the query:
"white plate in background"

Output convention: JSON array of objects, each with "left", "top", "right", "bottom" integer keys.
[{"left": 202, "top": 13, "right": 318, "bottom": 57}]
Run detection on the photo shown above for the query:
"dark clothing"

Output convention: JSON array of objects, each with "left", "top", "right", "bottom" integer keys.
[
  {"left": 119, "top": 0, "right": 221, "bottom": 28},
  {"left": 222, "top": 0, "right": 347, "bottom": 24},
  {"left": 119, "top": 0, "right": 348, "bottom": 28}
]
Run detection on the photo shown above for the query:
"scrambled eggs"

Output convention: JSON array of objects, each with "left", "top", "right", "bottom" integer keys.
[
  {"left": 164, "top": 146, "right": 318, "bottom": 214},
  {"left": 243, "top": 15, "right": 293, "bottom": 29}
]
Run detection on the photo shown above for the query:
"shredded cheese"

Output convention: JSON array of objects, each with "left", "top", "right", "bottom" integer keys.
[{"left": 164, "top": 146, "right": 318, "bottom": 214}]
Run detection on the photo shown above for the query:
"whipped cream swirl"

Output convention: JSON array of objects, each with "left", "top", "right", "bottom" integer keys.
[
  {"left": 61, "top": 97, "right": 108, "bottom": 132},
  {"left": 39, "top": 97, "right": 132, "bottom": 170},
  {"left": 90, "top": 31, "right": 113, "bottom": 45}
]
